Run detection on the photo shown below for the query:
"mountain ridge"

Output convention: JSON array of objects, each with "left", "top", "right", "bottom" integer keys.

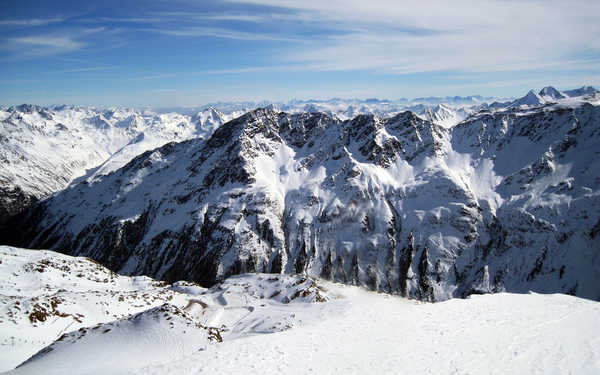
[
  {"left": 0, "top": 105, "right": 229, "bottom": 224},
  {"left": 4, "top": 95, "right": 599, "bottom": 302}
]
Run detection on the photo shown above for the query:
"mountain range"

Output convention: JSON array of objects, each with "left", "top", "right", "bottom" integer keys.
[
  {"left": 2, "top": 85, "right": 599, "bottom": 302},
  {"left": 0, "top": 105, "right": 232, "bottom": 224}
]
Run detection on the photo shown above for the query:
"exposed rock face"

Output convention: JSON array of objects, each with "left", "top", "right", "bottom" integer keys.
[
  {"left": 3, "top": 103, "right": 600, "bottom": 301},
  {"left": 0, "top": 186, "right": 38, "bottom": 226}
]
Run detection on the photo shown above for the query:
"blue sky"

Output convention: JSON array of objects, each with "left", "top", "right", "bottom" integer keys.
[{"left": 1, "top": 0, "right": 599, "bottom": 107}]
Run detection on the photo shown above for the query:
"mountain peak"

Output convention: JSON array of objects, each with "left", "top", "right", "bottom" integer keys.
[
  {"left": 538, "top": 86, "right": 566, "bottom": 100},
  {"left": 511, "top": 89, "right": 545, "bottom": 107},
  {"left": 563, "top": 85, "right": 599, "bottom": 97}
]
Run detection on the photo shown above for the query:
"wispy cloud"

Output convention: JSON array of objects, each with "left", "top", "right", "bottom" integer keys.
[
  {"left": 127, "top": 73, "right": 179, "bottom": 81},
  {"left": 53, "top": 66, "right": 120, "bottom": 73},
  {"left": 127, "top": 66, "right": 291, "bottom": 81},
  {"left": 0, "top": 17, "right": 65, "bottom": 27},
  {"left": 147, "top": 26, "right": 298, "bottom": 42},
  {"left": 98, "top": 17, "right": 164, "bottom": 24},
  {"left": 148, "top": 12, "right": 312, "bottom": 23},
  {"left": 6, "top": 35, "right": 84, "bottom": 52},
  {"left": 190, "top": 14, "right": 270, "bottom": 22},
  {"left": 87, "top": 12, "right": 309, "bottom": 26},
  {"left": 142, "top": 12, "right": 269, "bottom": 23},
  {"left": 226, "top": 0, "right": 600, "bottom": 74},
  {"left": 1, "top": 27, "right": 109, "bottom": 59}
]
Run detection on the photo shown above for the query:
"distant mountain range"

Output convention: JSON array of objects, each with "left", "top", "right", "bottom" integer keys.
[{"left": 154, "top": 86, "right": 599, "bottom": 119}]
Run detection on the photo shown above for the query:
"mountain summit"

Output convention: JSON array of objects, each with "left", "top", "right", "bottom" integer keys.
[
  {"left": 511, "top": 90, "right": 545, "bottom": 107},
  {"left": 563, "top": 85, "right": 599, "bottom": 97},
  {"left": 539, "top": 86, "right": 567, "bottom": 100}
]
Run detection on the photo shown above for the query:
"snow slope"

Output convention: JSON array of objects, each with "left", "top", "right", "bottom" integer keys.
[
  {"left": 128, "top": 292, "right": 600, "bottom": 375},
  {"left": 13, "top": 304, "right": 216, "bottom": 374},
  {"left": 2, "top": 247, "right": 599, "bottom": 375},
  {"left": 0, "top": 246, "right": 195, "bottom": 371},
  {"left": 0, "top": 246, "right": 331, "bottom": 372}
]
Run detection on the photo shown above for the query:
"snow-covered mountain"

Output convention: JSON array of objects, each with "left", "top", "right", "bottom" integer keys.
[
  {"left": 481, "top": 85, "right": 599, "bottom": 111},
  {"left": 4, "top": 90, "right": 559, "bottom": 227},
  {"left": 420, "top": 103, "right": 470, "bottom": 128},
  {"left": 539, "top": 86, "right": 567, "bottom": 101},
  {"left": 4, "top": 91, "right": 599, "bottom": 302},
  {"left": 0, "top": 98, "right": 485, "bottom": 226},
  {"left": 510, "top": 90, "right": 546, "bottom": 107},
  {"left": 158, "top": 96, "right": 494, "bottom": 125},
  {"left": 0, "top": 105, "right": 227, "bottom": 223},
  {"left": 2, "top": 246, "right": 599, "bottom": 374},
  {"left": 563, "top": 85, "right": 600, "bottom": 98}
]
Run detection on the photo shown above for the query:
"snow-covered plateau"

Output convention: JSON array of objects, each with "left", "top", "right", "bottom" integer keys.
[{"left": 1, "top": 246, "right": 598, "bottom": 374}]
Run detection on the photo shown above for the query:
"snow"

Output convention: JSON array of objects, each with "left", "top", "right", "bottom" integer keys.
[
  {"left": 539, "top": 86, "right": 567, "bottom": 101},
  {"left": 2, "top": 247, "right": 599, "bottom": 375},
  {"left": 421, "top": 103, "right": 469, "bottom": 128},
  {"left": 511, "top": 90, "right": 546, "bottom": 107},
  {"left": 2, "top": 86, "right": 590, "bottom": 217},
  {"left": 149, "top": 292, "right": 599, "bottom": 375},
  {"left": 0, "top": 105, "right": 227, "bottom": 216},
  {"left": 0, "top": 246, "right": 194, "bottom": 371},
  {"left": 10, "top": 92, "right": 600, "bottom": 303},
  {"left": 563, "top": 86, "right": 599, "bottom": 98}
]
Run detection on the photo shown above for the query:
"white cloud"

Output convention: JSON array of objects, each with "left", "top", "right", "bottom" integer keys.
[
  {"left": 99, "top": 17, "right": 165, "bottom": 24},
  {"left": 6, "top": 35, "right": 84, "bottom": 53},
  {"left": 0, "top": 17, "right": 65, "bottom": 27},
  {"left": 127, "top": 73, "right": 179, "bottom": 81},
  {"left": 153, "top": 12, "right": 269, "bottom": 23},
  {"left": 226, "top": 0, "right": 600, "bottom": 74},
  {"left": 54, "top": 66, "right": 120, "bottom": 73},
  {"left": 147, "top": 26, "right": 298, "bottom": 42},
  {"left": 1, "top": 28, "right": 109, "bottom": 59}
]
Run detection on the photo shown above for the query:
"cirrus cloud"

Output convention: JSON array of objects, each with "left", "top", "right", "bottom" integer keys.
[{"left": 225, "top": 0, "right": 600, "bottom": 74}]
